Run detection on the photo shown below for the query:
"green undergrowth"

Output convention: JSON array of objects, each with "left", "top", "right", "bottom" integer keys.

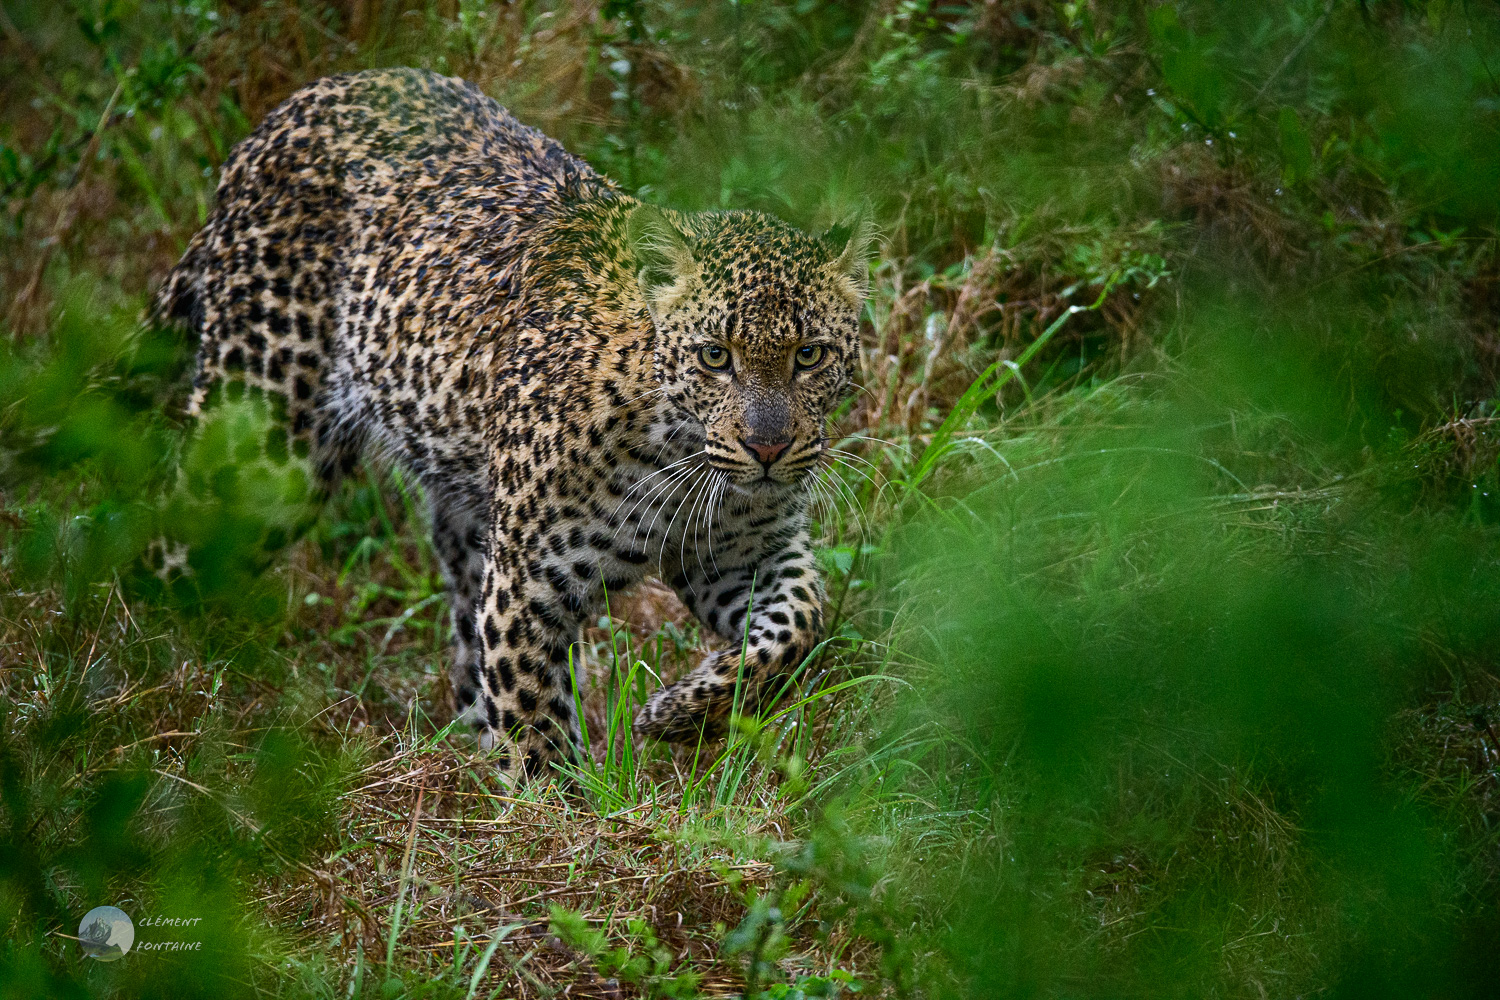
[{"left": 840, "top": 304, "right": 1500, "bottom": 995}]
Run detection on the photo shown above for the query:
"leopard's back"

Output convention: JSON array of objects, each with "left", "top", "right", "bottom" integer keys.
[{"left": 152, "top": 67, "right": 615, "bottom": 482}]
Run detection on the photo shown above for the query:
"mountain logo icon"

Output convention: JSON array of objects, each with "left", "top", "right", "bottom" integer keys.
[{"left": 79, "top": 906, "right": 134, "bottom": 961}]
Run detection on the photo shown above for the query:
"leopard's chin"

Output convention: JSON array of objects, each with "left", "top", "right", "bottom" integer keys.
[{"left": 724, "top": 472, "right": 807, "bottom": 497}]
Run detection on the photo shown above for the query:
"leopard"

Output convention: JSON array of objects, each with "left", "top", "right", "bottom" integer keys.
[{"left": 150, "top": 67, "right": 873, "bottom": 781}]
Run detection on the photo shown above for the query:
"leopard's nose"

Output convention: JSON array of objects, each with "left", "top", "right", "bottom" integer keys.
[{"left": 741, "top": 438, "right": 791, "bottom": 466}]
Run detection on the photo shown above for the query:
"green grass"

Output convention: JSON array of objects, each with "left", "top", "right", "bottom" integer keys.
[{"left": 4, "top": 1, "right": 1500, "bottom": 997}]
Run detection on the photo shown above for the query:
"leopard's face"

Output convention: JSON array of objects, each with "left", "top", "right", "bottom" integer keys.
[{"left": 632, "top": 208, "right": 872, "bottom": 488}]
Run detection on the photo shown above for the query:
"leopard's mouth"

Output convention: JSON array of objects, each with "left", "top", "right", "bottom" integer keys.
[
  {"left": 705, "top": 435, "right": 822, "bottom": 488},
  {"left": 719, "top": 464, "right": 816, "bottom": 493}
]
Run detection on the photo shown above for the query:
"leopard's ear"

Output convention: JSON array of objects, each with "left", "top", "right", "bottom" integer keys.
[
  {"left": 821, "top": 206, "right": 876, "bottom": 305},
  {"left": 628, "top": 203, "right": 697, "bottom": 312}
]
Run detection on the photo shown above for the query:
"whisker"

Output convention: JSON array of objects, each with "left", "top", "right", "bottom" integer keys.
[
  {"left": 830, "top": 471, "right": 869, "bottom": 529},
  {"left": 828, "top": 446, "right": 882, "bottom": 472},
  {"left": 618, "top": 385, "right": 667, "bottom": 407},
  {"left": 811, "top": 475, "right": 841, "bottom": 528},
  {"left": 823, "top": 469, "right": 851, "bottom": 516},
  {"left": 824, "top": 444, "right": 885, "bottom": 505},
  {"left": 629, "top": 462, "right": 701, "bottom": 550},
  {"left": 663, "top": 468, "right": 710, "bottom": 581},
  {"left": 849, "top": 381, "right": 882, "bottom": 408},
  {"left": 610, "top": 449, "right": 703, "bottom": 521},
  {"left": 679, "top": 471, "right": 705, "bottom": 581},
  {"left": 813, "top": 463, "right": 868, "bottom": 532},
  {"left": 840, "top": 432, "right": 910, "bottom": 450},
  {"left": 828, "top": 455, "right": 878, "bottom": 492},
  {"left": 617, "top": 465, "right": 698, "bottom": 554},
  {"left": 651, "top": 418, "right": 694, "bottom": 464},
  {"left": 804, "top": 476, "right": 826, "bottom": 519},
  {"left": 832, "top": 458, "right": 871, "bottom": 511},
  {"left": 687, "top": 470, "right": 717, "bottom": 583},
  {"left": 704, "top": 472, "right": 726, "bottom": 577},
  {"left": 804, "top": 469, "right": 831, "bottom": 514}
]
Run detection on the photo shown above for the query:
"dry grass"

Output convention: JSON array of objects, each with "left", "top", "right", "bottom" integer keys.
[
  {"left": 0, "top": 524, "right": 886, "bottom": 995},
  {"left": 275, "top": 745, "right": 773, "bottom": 997}
]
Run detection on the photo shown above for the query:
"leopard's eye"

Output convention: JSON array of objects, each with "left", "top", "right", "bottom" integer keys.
[
  {"left": 698, "top": 344, "right": 731, "bottom": 371},
  {"left": 794, "top": 344, "right": 826, "bottom": 370}
]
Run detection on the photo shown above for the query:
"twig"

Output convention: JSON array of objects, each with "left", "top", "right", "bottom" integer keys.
[
  {"left": 1251, "top": 0, "right": 1336, "bottom": 107},
  {"left": 110, "top": 731, "right": 197, "bottom": 754},
  {"left": 80, "top": 582, "right": 116, "bottom": 678},
  {"left": 7, "top": 80, "right": 123, "bottom": 336},
  {"left": 386, "top": 781, "right": 426, "bottom": 966},
  {"left": 0, "top": 2, "right": 49, "bottom": 84}
]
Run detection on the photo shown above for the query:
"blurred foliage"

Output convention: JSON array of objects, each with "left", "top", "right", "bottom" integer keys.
[
  {"left": 2, "top": 0, "right": 1500, "bottom": 997},
  {"left": 0, "top": 680, "right": 353, "bottom": 997},
  {"left": 858, "top": 315, "right": 1500, "bottom": 995}
]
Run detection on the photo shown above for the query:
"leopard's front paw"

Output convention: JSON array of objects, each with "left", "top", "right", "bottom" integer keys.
[{"left": 633, "top": 650, "right": 740, "bottom": 743}]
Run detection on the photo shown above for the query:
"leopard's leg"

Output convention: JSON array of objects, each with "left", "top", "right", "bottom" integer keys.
[
  {"left": 147, "top": 206, "right": 351, "bottom": 581},
  {"left": 146, "top": 386, "right": 355, "bottom": 586},
  {"left": 636, "top": 517, "right": 825, "bottom": 742},
  {"left": 467, "top": 477, "right": 666, "bottom": 779},
  {"left": 471, "top": 506, "right": 616, "bottom": 781},
  {"left": 430, "top": 499, "right": 490, "bottom": 743}
]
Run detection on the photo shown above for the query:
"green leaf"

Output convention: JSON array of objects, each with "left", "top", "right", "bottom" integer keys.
[{"left": 1279, "top": 106, "right": 1313, "bottom": 184}]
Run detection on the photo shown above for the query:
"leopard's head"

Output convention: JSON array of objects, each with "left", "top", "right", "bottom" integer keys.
[{"left": 630, "top": 205, "right": 873, "bottom": 489}]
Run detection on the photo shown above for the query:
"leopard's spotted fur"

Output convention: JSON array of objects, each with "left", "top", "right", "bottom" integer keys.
[{"left": 153, "top": 68, "right": 871, "bottom": 780}]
